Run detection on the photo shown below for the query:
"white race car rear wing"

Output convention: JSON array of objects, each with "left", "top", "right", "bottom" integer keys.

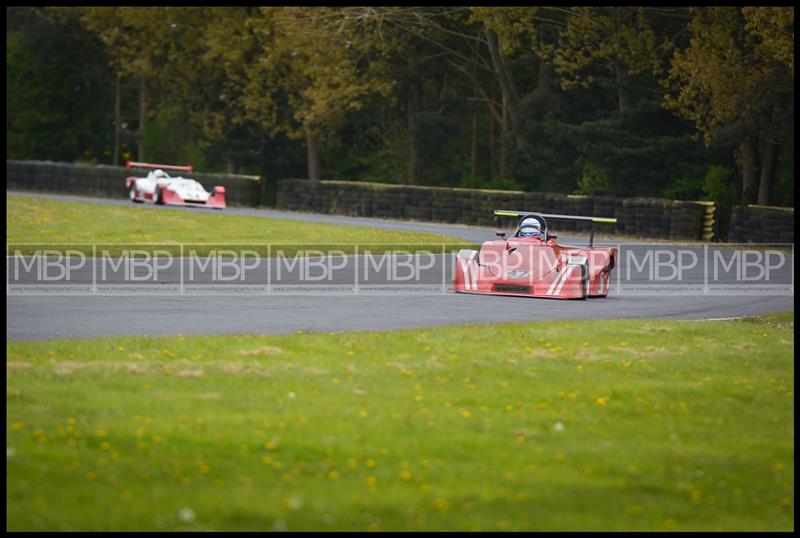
[{"left": 126, "top": 161, "right": 193, "bottom": 173}]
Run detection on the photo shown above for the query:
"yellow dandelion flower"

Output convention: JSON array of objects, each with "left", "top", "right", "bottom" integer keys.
[
  {"left": 596, "top": 397, "right": 610, "bottom": 406},
  {"left": 400, "top": 470, "right": 412, "bottom": 481},
  {"left": 461, "top": 410, "right": 471, "bottom": 419},
  {"left": 328, "top": 470, "right": 340, "bottom": 480},
  {"left": 365, "top": 476, "right": 377, "bottom": 489}
]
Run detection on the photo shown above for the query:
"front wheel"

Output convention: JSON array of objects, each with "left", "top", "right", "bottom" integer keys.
[
  {"left": 155, "top": 186, "right": 164, "bottom": 205},
  {"left": 579, "top": 264, "right": 589, "bottom": 300},
  {"left": 129, "top": 184, "right": 142, "bottom": 203}
]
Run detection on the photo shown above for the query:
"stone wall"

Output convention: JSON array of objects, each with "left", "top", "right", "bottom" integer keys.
[
  {"left": 12, "top": 161, "right": 792, "bottom": 244},
  {"left": 728, "top": 205, "right": 794, "bottom": 244},
  {"left": 277, "top": 179, "right": 719, "bottom": 240}
]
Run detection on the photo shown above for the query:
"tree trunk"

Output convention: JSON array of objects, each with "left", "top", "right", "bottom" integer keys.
[
  {"left": 138, "top": 78, "right": 146, "bottom": 161},
  {"left": 757, "top": 138, "right": 778, "bottom": 205},
  {"left": 616, "top": 63, "right": 630, "bottom": 113},
  {"left": 736, "top": 138, "right": 760, "bottom": 204},
  {"left": 489, "top": 89, "right": 496, "bottom": 181},
  {"left": 485, "top": 27, "right": 527, "bottom": 148},
  {"left": 406, "top": 77, "right": 422, "bottom": 185},
  {"left": 470, "top": 81, "right": 479, "bottom": 181},
  {"left": 113, "top": 72, "right": 121, "bottom": 166},
  {"left": 537, "top": 59, "right": 553, "bottom": 94},
  {"left": 306, "top": 131, "right": 321, "bottom": 180},
  {"left": 407, "top": 107, "right": 419, "bottom": 185},
  {"left": 227, "top": 157, "right": 240, "bottom": 175},
  {"left": 499, "top": 92, "right": 509, "bottom": 180}
]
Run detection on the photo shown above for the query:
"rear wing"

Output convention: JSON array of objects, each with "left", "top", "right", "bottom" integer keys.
[
  {"left": 494, "top": 210, "right": 616, "bottom": 224},
  {"left": 126, "top": 161, "right": 193, "bottom": 173},
  {"left": 494, "top": 209, "right": 617, "bottom": 246}
]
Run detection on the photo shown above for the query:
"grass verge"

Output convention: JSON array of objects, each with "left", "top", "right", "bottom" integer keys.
[
  {"left": 6, "top": 194, "right": 473, "bottom": 256},
  {"left": 6, "top": 313, "right": 794, "bottom": 531}
]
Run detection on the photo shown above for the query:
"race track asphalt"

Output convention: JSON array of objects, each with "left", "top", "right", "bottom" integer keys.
[{"left": 6, "top": 192, "right": 795, "bottom": 340}]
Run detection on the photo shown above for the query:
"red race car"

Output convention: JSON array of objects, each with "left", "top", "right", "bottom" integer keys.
[
  {"left": 454, "top": 210, "right": 618, "bottom": 300},
  {"left": 125, "top": 161, "right": 226, "bottom": 209}
]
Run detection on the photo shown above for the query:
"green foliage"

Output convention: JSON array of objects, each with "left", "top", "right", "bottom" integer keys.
[
  {"left": 575, "top": 162, "right": 612, "bottom": 196},
  {"left": 661, "top": 165, "right": 738, "bottom": 206},
  {"left": 700, "top": 165, "right": 737, "bottom": 240},
  {"left": 5, "top": 7, "right": 794, "bottom": 206},
  {"left": 6, "top": 8, "right": 114, "bottom": 162},
  {"left": 662, "top": 176, "right": 702, "bottom": 201},
  {"left": 701, "top": 165, "right": 738, "bottom": 206},
  {"left": 140, "top": 109, "right": 208, "bottom": 172},
  {"left": 772, "top": 146, "right": 795, "bottom": 208}
]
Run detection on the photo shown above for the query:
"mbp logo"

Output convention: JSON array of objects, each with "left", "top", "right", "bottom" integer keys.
[
  {"left": 187, "top": 249, "right": 261, "bottom": 282},
  {"left": 712, "top": 249, "right": 786, "bottom": 282},
  {"left": 11, "top": 249, "right": 88, "bottom": 281},
  {"left": 625, "top": 248, "right": 699, "bottom": 281},
  {"left": 360, "top": 250, "right": 437, "bottom": 282},
  {"left": 274, "top": 249, "right": 349, "bottom": 282},
  {"left": 99, "top": 249, "right": 175, "bottom": 281}
]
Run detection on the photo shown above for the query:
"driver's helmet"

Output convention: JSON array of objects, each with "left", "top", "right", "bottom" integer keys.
[
  {"left": 152, "top": 169, "right": 169, "bottom": 179},
  {"left": 518, "top": 217, "right": 542, "bottom": 238}
]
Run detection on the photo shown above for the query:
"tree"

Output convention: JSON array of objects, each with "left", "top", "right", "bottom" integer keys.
[
  {"left": 664, "top": 7, "right": 794, "bottom": 205},
  {"left": 80, "top": 7, "right": 200, "bottom": 163},
  {"left": 242, "top": 8, "right": 394, "bottom": 180},
  {"left": 7, "top": 7, "right": 114, "bottom": 162},
  {"left": 546, "top": 7, "right": 664, "bottom": 112}
]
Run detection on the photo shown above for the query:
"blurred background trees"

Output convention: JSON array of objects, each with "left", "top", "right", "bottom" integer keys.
[{"left": 6, "top": 6, "right": 794, "bottom": 207}]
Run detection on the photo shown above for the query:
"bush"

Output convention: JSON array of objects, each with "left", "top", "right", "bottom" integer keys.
[{"left": 574, "top": 161, "right": 612, "bottom": 195}]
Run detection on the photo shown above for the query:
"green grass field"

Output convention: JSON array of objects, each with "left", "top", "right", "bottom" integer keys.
[
  {"left": 7, "top": 314, "right": 794, "bottom": 531},
  {"left": 6, "top": 194, "right": 472, "bottom": 256}
]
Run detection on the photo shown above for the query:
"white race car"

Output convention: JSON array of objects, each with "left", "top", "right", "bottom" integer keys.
[{"left": 125, "top": 161, "right": 226, "bottom": 209}]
